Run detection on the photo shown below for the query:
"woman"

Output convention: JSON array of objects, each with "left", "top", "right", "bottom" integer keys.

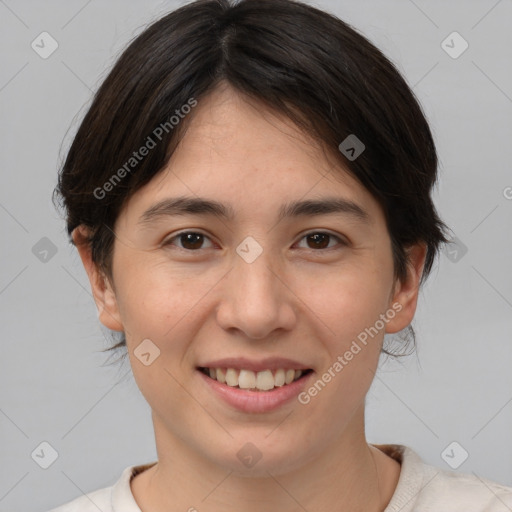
[{"left": 50, "top": 0, "right": 512, "bottom": 510}]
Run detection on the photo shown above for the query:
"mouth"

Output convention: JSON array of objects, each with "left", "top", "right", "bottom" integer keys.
[{"left": 197, "top": 366, "right": 314, "bottom": 392}]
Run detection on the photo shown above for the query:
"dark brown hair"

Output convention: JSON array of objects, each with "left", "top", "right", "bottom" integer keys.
[{"left": 53, "top": 0, "right": 449, "bottom": 358}]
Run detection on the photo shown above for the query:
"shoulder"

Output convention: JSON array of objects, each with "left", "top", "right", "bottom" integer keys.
[
  {"left": 417, "top": 465, "right": 512, "bottom": 511},
  {"left": 375, "top": 444, "right": 512, "bottom": 512}
]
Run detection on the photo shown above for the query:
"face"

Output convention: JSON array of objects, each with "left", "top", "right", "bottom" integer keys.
[{"left": 77, "top": 84, "right": 425, "bottom": 477}]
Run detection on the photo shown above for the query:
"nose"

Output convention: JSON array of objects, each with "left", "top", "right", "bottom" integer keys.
[{"left": 215, "top": 245, "right": 297, "bottom": 340}]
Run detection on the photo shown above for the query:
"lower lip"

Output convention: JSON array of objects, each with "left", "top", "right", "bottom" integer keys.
[{"left": 197, "top": 369, "right": 314, "bottom": 413}]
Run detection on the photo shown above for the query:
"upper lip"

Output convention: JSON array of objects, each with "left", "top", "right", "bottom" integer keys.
[{"left": 198, "top": 357, "right": 312, "bottom": 373}]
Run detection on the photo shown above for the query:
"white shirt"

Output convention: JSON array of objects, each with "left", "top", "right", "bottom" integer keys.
[{"left": 48, "top": 443, "right": 512, "bottom": 511}]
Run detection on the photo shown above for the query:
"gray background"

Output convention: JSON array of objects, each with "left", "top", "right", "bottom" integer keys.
[{"left": 1, "top": 0, "right": 511, "bottom": 511}]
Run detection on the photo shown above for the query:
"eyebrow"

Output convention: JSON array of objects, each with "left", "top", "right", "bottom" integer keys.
[{"left": 138, "top": 195, "right": 370, "bottom": 226}]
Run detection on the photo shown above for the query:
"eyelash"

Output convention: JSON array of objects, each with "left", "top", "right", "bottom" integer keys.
[{"left": 162, "top": 230, "right": 347, "bottom": 252}]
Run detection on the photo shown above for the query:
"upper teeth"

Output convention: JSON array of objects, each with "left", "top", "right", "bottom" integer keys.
[{"left": 204, "top": 368, "right": 304, "bottom": 391}]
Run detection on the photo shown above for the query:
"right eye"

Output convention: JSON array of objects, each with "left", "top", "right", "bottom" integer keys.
[{"left": 162, "top": 231, "right": 215, "bottom": 251}]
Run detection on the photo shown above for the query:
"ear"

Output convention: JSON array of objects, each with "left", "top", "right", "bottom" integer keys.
[
  {"left": 385, "top": 242, "right": 427, "bottom": 334},
  {"left": 72, "top": 225, "right": 124, "bottom": 332}
]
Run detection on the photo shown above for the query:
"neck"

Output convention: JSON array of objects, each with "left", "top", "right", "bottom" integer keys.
[{"left": 131, "top": 406, "right": 400, "bottom": 512}]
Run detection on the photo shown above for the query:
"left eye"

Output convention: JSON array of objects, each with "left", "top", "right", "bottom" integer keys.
[
  {"left": 294, "top": 232, "right": 345, "bottom": 250},
  {"left": 163, "top": 231, "right": 344, "bottom": 251}
]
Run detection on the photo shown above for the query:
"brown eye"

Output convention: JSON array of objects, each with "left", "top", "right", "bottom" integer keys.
[
  {"left": 296, "top": 232, "right": 345, "bottom": 250},
  {"left": 164, "top": 231, "right": 214, "bottom": 251}
]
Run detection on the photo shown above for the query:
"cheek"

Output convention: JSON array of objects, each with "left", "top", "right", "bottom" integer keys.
[
  {"left": 304, "top": 263, "right": 392, "bottom": 347},
  {"left": 116, "top": 267, "right": 206, "bottom": 408},
  {"left": 114, "top": 258, "right": 224, "bottom": 363},
  {"left": 296, "top": 273, "right": 388, "bottom": 425},
  {"left": 301, "top": 263, "right": 394, "bottom": 410},
  {"left": 114, "top": 253, "right": 199, "bottom": 324}
]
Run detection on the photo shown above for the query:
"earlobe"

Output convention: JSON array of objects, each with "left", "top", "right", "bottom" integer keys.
[
  {"left": 385, "top": 243, "right": 427, "bottom": 334},
  {"left": 72, "top": 226, "right": 124, "bottom": 332}
]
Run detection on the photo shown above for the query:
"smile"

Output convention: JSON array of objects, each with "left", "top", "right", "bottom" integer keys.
[{"left": 199, "top": 367, "right": 313, "bottom": 392}]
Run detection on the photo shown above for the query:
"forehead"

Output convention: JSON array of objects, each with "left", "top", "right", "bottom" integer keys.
[
  {"left": 178, "top": 85, "right": 340, "bottom": 176},
  {"left": 118, "top": 85, "right": 384, "bottom": 227}
]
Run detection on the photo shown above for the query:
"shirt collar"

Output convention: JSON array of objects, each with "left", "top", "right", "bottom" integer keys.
[{"left": 111, "top": 462, "right": 157, "bottom": 512}]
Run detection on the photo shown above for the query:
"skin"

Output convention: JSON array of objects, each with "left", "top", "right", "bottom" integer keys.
[{"left": 74, "top": 83, "right": 426, "bottom": 512}]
